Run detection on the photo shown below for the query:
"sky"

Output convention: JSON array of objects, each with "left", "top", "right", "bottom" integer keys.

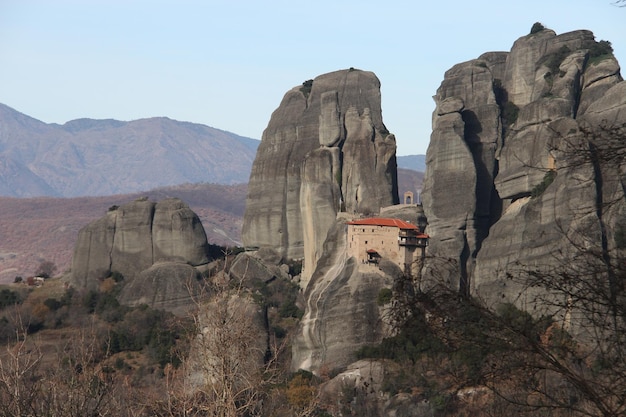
[{"left": 1, "top": 0, "right": 624, "bottom": 156}]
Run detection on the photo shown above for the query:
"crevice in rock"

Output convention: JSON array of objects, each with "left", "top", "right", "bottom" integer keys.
[
  {"left": 108, "top": 212, "right": 117, "bottom": 274},
  {"left": 489, "top": 159, "right": 503, "bottom": 228},
  {"left": 589, "top": 142, "right": 617, "bottom": 313},
  {"left": 389, "top": 154, "right": 400, "bottom": 206},
  {"left": 585, "top": 71, "right": 620, "bottom": 88},
  {"left": 149, "top": 203, "right": 156, "bottom": 265},
  {"left": 337, "top": 149, "right": 345, "bottom": 212},
  {"left": 571, "top": 56, "right": 586, "bottom": 119},
  {"left": 459, "top": 231, "right": 470, "bottom": 298},
  {"left": 461, "top": 110, "right": 495, "bottom": 278},
  {"left": 281, "top": 143, "right": 296, "bottom": 258}
]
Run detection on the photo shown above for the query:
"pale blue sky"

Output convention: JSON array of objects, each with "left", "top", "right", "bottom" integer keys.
[{"left": 1, "top": 0, "right": 624, "bottom": 155}]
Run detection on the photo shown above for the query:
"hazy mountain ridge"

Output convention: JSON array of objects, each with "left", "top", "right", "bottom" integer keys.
[
  {"left": 397, "top": 154, "right": 426, "bottom": 172},
  {"left": 0, "top": 103, "right": 260, "bottom": 197}
]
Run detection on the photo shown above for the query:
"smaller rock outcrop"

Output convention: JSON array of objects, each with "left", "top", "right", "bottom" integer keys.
[
  {"left": 228, "top": 249, "right": 291, "bottom": 287},
  {"left": 118, "top": 261, "right": 203, "bottom": 316},
  {"left": 70, "top": 197, "right": 211, "bottom": 312}
]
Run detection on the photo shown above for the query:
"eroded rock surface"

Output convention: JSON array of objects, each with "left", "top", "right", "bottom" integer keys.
[
  {"left": 242, "top": 69, "right": 398, "bottom": 282},
  {"left": 291, "top": 218, "right": 400, "bottom": 373},
  {"left": 71, "top": 197, "right": 210, "bottom": 296},
  {"left": 422, "top": 26, "right": 626, "bottom": 312},
  {"left": 241, "top": 69, "right": 402, "bottom": 373},
  {"left": 118, "top": 261, "right": 203, "bottom": 315}
]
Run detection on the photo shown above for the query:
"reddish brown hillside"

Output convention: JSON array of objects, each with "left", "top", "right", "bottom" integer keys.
[
  {"left": 397, "top": 168, "right": 424, "bottom": 201},
  {"left": 0, "top": 183, "right": 246, "bottom": 284}
]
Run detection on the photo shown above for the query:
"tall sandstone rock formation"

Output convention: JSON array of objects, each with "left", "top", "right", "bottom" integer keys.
[
  {"left": 242, "top": 69, "right": 398, "bottom": 286},
  {"left": 422, "top": 27, "right": 626, "bottom": 312},
  {"left": 242, "top": 69, "right": 401, "bottom": 372}
]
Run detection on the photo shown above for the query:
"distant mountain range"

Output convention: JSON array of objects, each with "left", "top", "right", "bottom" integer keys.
[
  {"left": 397, "top": 154, "right": 425, "bottom": 172},
  {"left": 0, "top": 103, "right": 425, "bottom": 198},
  {"left": 0, "top": 103, "right": 260, "bottom": 197}
]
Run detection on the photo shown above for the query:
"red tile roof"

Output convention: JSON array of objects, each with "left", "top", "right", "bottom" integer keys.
[{"left": 347, "top": 217, "right": 419, "bottom": 230}]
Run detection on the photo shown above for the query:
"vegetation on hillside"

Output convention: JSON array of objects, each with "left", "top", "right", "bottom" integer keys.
[
  {"left": 587, "top": 39, "right": 615, "bottom": 66},
  {"left": 0, "top": 246, "right": 327, "bottom": 416}
]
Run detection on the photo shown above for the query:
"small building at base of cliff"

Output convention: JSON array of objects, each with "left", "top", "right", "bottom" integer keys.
[{"left": 346, "top": 217, "right": 428, "bottom": 276}]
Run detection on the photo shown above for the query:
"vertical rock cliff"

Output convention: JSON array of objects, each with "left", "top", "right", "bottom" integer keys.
[
  {"left": 242, "top": 69, "right": 401, "bottom": 372},
  {"left": 422, "top": 27, "right": 626, "bottom": 311},
  {"left": 421, "top": 48, "right": 507, "bottom": 294},
  {"left": 290, "top": 217, "right": 399, "bottom": 373},
  {"left": 242, "top": 69, "right": 398, "bottom": 286}
]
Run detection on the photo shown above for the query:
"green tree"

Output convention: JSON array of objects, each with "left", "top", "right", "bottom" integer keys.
[
  {"left": 0, "top": 289, "right": 21, "bottom": 309},
  {"left": 35, "top": 260, "right": 57, "bottom": 279},
  {"left": 530, "top": 22, "right": 546, "bottom": 34}
]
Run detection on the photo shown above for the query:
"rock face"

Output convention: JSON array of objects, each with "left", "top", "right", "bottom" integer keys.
[
  {"left": 118, "top": 262, "right": 203, "bottom": 316},
  {"left": 187, "top": 292, "right": 268, "bottom": 390},
  {"left": 71, "top": 198, "right": 211, "bottom": 308},
  {"left": 228, "top": 249, "right": 291, "bottom": 287},
  {"left": 290, "top": 204, "right": 425, "bottom": 372},
  {"left": 242, "top": 69, "right": 398, "bottom": 286},
  {"left": 242, "top": 69, "right": 402, "bottom": 372},
  {"left": 421, "top": 27, "right": 626, "bottom": 310},
  {"left": 291, "top": 218, "right": 399, "bottom": 373}
]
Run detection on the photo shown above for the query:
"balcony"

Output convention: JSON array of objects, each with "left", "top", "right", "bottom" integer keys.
[{"left": 399, "top": 232, "right": 429, "bottom": 248}]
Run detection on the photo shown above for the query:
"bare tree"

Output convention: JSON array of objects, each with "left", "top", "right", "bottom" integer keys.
[
  {"left": 421, "top": 121, "right": 626, "bottom": 416},
  {"left": 141, "top": 262, "right": 289, "bottom": 417},
  {"left": 0, "top": 314, "right": 42, "bottom": 416},
  {"left": 0, "top": 313, "right": 122, "bottom": 416},
  {"left": 190, "top": 289, "right": 269, "bottom": 416}
]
